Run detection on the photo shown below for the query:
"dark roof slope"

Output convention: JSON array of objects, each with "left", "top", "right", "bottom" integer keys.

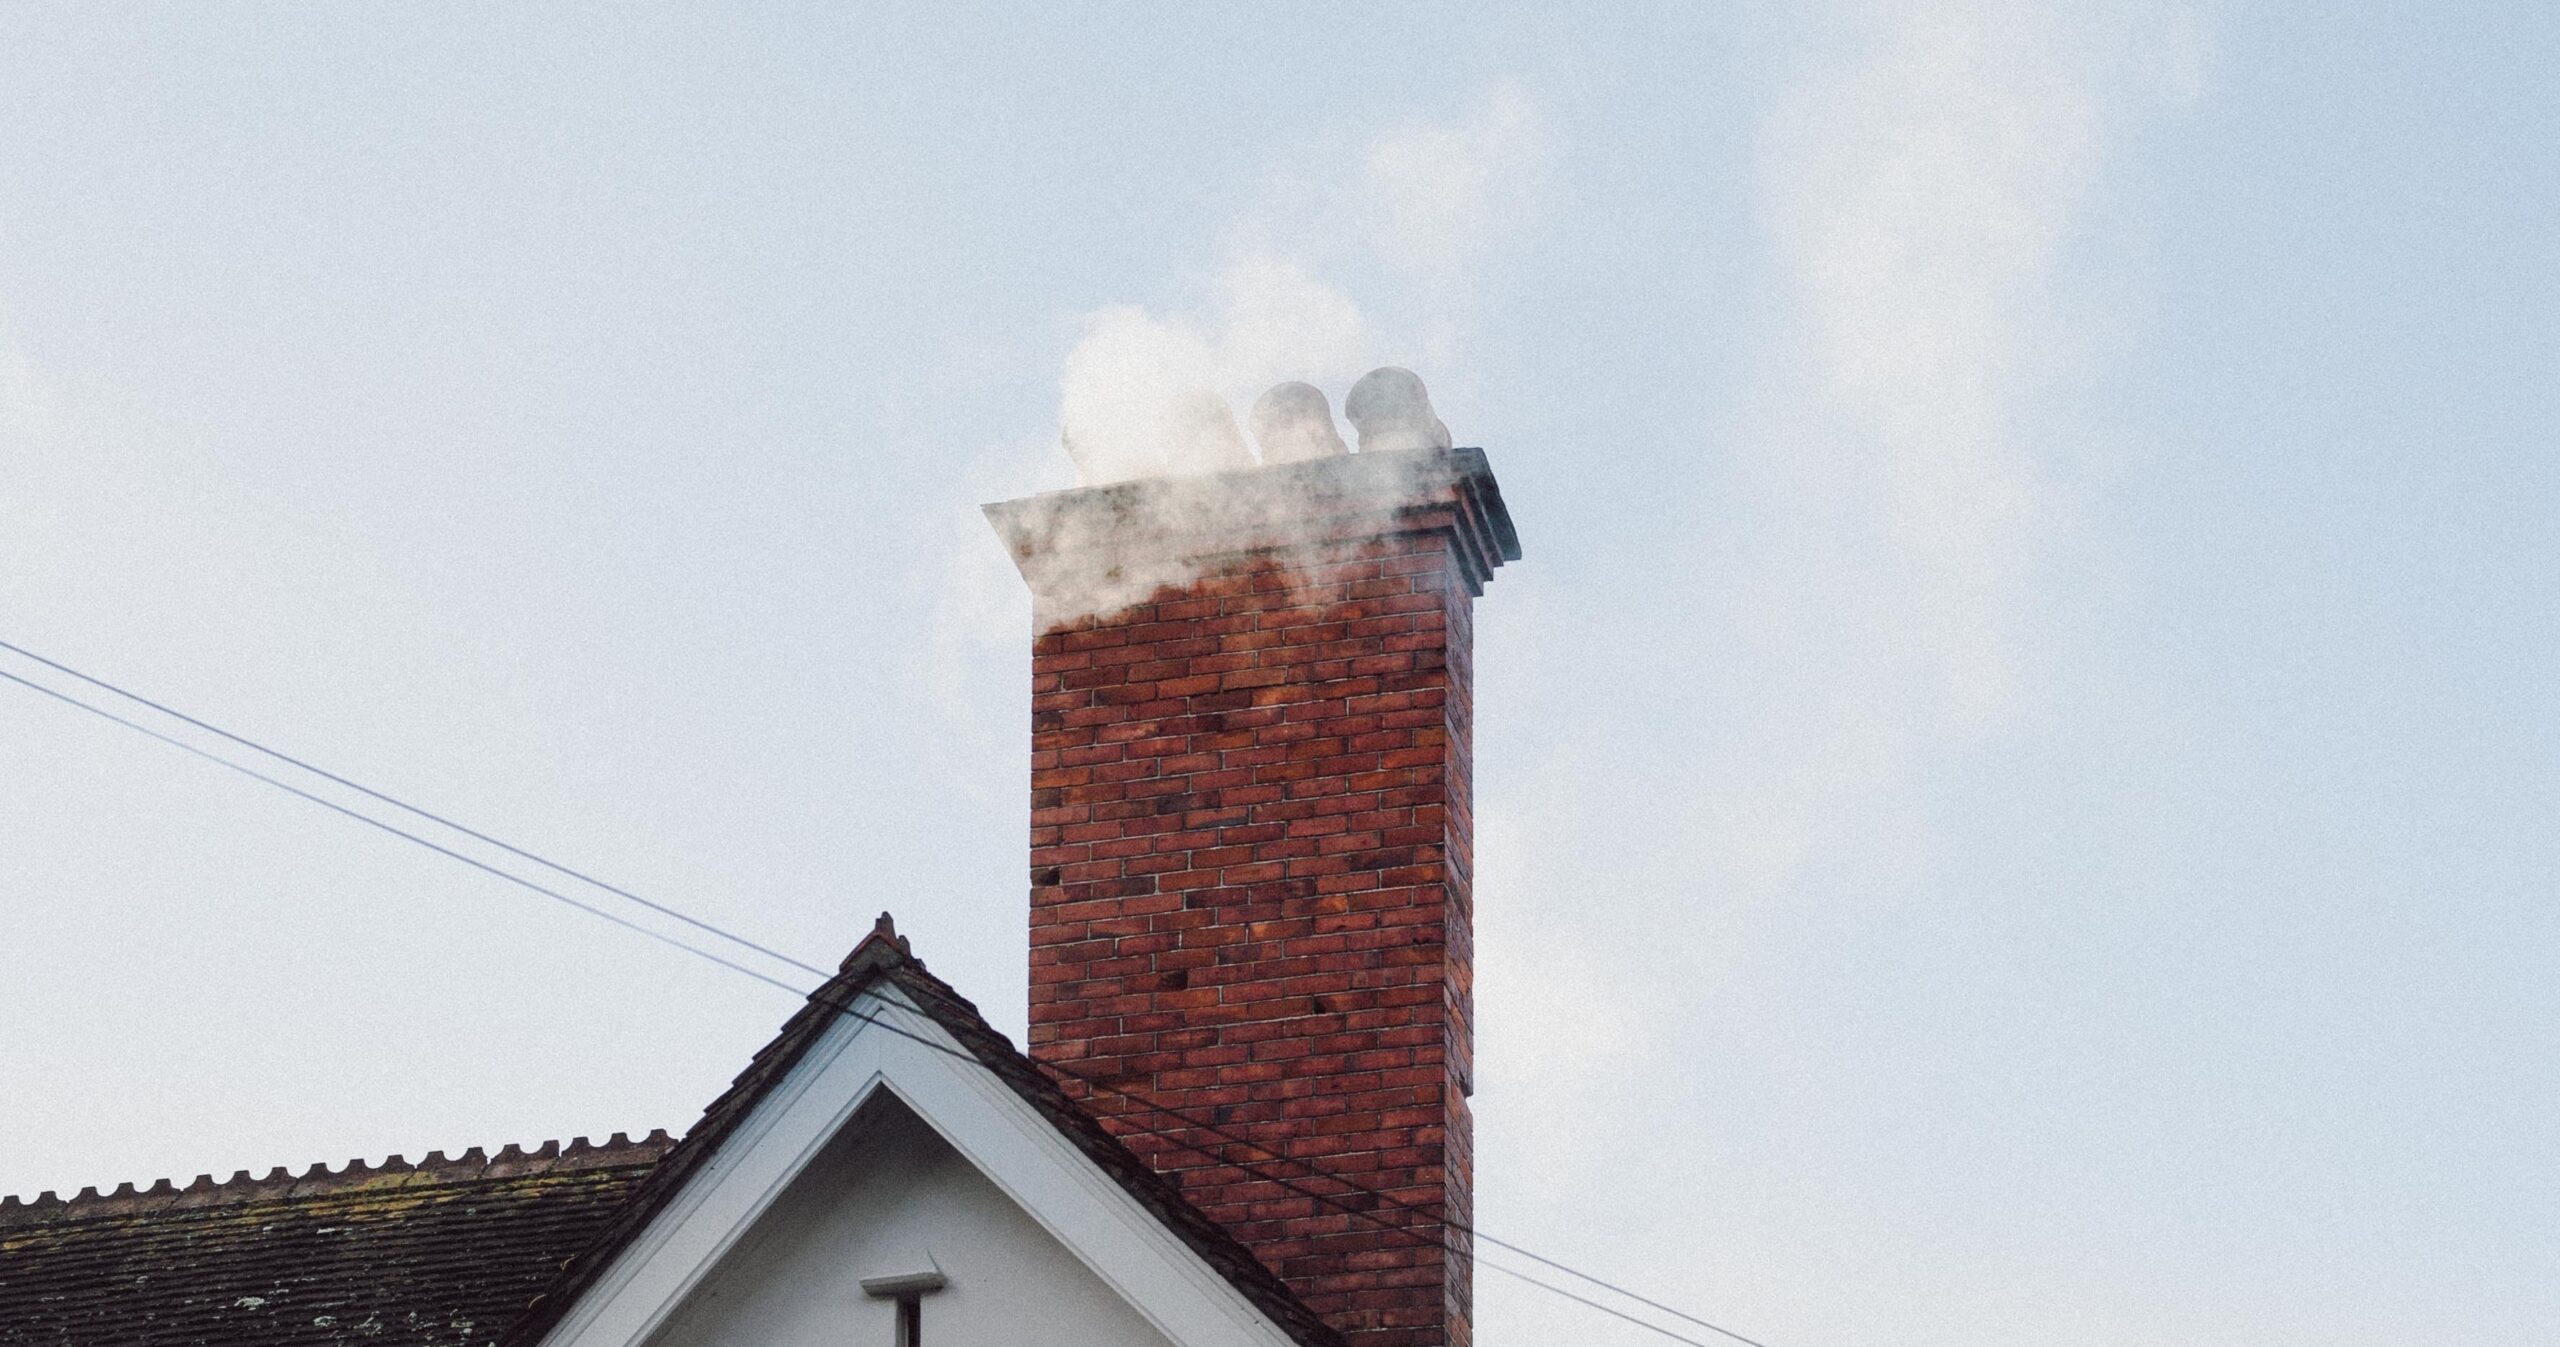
[
  {"left": 0, "top": 1135, "right": 671, "bottom": 1347},
  {"left": 1, "top": 918, "right": 1340, "bottom": 1347},
  {"left": 501, "top": 917, "right": 1345, "bottom": 1347}
]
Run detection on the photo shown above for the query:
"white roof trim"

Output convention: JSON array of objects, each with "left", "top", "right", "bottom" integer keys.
[{"left": 532, "top": 982, "right": 1304, "bottom": 1347}]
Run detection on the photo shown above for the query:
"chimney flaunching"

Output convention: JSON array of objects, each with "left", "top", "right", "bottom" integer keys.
[{"left": 987, "top": 447, "right": 1518, "bottom": 1347}]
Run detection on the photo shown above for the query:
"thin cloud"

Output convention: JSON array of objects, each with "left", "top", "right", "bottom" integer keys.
[
  {"left": 1359, "top": 84, "right": 1552, "bottom": 281},
  {"left": 1710, "top": 0, "right": 2203, "bottom": 881},
  {"left": 1474, "top": 9, "right": 2208, "bottom": 1341}
]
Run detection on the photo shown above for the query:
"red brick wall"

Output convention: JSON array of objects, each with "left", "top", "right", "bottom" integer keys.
[{"left": 1025, "top": 527, "right": 1478, "bottom": 1347}]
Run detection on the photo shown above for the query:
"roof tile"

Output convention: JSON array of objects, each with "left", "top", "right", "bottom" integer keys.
[
  {"left": 2, "top": 922, "right": 1340, "bottom": 1347},
  {"left": 0, "top": 1137, "right": 672, "bottom": 1347}
]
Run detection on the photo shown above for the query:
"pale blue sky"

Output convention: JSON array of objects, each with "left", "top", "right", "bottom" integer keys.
[{"left": 2, "top": 4, "right": 2552, "bottom": 1345}]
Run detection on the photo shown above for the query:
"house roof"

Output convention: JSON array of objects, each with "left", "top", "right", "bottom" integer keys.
[
  {"left": 500, "top": 917, "right": 1345, "bottom": 1347},
  {"left": 0, "top": 1135, "right": 671, "bottom": 1347},
  {"left": 1, "top": 919, "right": 1344, "bottom": 1347}
]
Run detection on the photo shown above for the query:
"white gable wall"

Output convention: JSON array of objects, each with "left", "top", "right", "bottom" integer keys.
[
  {"left": 644, "top": 1091, "right": 1173, "bottom": 1347},
  {"left": 533, "top": 982, "right": 1304, "bottom": 1347}
]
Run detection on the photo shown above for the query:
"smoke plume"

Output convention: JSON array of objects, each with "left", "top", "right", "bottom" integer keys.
[
  {"left": 1054, "top": 253, "right": 1367, "bottom": 486},
  {"left": 1695, "top": 0, "right": 2204, "bottom": 893},
  {"left": 999, "top": 91, "right": 1546, "bottom": 631},
  {"left": 918, "top": 89, "right": 1546, "bottom": 769}
]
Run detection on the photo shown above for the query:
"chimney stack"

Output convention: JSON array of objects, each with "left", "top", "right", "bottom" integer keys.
[{"left": 987, "top": 446, "right": 1518, "bottom": 1347}]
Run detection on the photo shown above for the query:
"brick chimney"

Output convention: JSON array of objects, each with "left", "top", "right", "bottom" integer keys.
[{"left": 986, "top": 447, "right": 1518, "bottom": 1347}]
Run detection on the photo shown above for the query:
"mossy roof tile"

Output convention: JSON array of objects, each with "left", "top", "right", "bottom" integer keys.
[{"left": 0, "top": 1137, "right": 670, "bottom": 1347}]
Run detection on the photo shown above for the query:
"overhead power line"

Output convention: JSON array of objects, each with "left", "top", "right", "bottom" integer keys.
[
  {"left": 0, "top": 639, "right": 1774, "bottom": 1347},
  {"left": 0, "top": 668, "right": 791, "bottom": 989},
  {"left": 0, "top": 637, "right": 819, "bottom": 983},
  {"left": 856, "top": 996, "right": 1769, "bottom": 1347}
]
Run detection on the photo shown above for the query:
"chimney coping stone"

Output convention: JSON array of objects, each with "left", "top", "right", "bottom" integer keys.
[{"left": 984, "top": 447, "right": 1518, "bottom": 602}]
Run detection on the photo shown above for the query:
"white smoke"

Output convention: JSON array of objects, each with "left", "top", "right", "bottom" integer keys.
[
  {"left": 1056, "top": 252, "right": 1369, "bottom": 485},
  {"left": 1485, "top": 0, "right": 2196, "bottom": 1000},
  {"left": 1756, "top": 0, "right": 2114, "bottom": 728},
  {"left": 1482, "top": 0, "right": 2207, "bottom": 1121},
  {"left": 1471, "top": 9, "right": 2207, "bottom": 1342},
  {"left": 989, "top": 442, "right": 1469, "bottom": 633},
  {"left": 1704, "top": 0, "right": 2201, "bottom": 857},
  {"left": 991, "top": 89, "right": 1549, "bottom": 632},
  {"left": 918, "top": 88, "right": 1548, "bottom": 753},
  {"left": 1054, "top": 88, "right": 1549, "bottom": 489}
]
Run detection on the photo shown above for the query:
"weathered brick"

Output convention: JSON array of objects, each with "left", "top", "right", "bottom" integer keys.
[{"left": 993, "top": 453, "right": 1512, "bottom": 1347}]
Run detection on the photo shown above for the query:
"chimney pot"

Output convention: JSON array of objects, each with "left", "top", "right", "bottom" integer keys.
[
  {"left": 1345, "top": 367, "right": 1452, "bottom": 453},
  {"left": 1250, "top": 381, "right": 1353, "bottom": 464}
]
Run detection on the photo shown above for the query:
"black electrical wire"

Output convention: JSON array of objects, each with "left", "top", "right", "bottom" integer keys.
[
  {"left": 854, "top": 994, "right": 1765, "bottom": 1347},
  {"left": 0, "top": 637, "right": 819, "bottom": 983},
  {"left": 0, "top": 648, "right": 1756, "bottom": 1347},
  {"left": 1481, "top": 1260, "right": 1733, "bottom": 1347},
  {"left": 747, "top": 990, "right": 1721, "bottom": 1347},
  {"left": 1, "top": 645, "right": 1759, "bottom": 1347},
  {"left": 0, "top": 668, "right": 794, "bottom": 991},
  {"left": 0, "top": 644, "right": 1774, "bottom": 1347}
]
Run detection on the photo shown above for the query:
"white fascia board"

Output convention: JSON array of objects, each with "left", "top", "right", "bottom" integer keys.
[{"left": 534, "top": 984, "right": 1303, "bottom": 1347}]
